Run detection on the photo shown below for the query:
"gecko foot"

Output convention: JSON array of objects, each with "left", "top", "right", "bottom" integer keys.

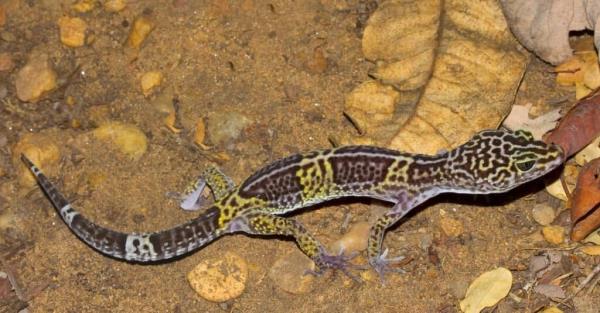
[
  {"left": 165, "top": 177, "right": 209, "bottom": 211},
  {"left": 369, "top": 248, "right": 407, "bottom": 284},
  {"left": 306, "top": 248, "right": 366, "bottom": 282}
]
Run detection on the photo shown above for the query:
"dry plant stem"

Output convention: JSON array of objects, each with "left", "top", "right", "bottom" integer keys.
[
  {"left": 4, "top": 267, "right": 25, "bottom": 301},
  {"left": 559, "top": 174, "right": 572, "bottom": 202},
  {"left": 560, "top": 262, "right": 600, "bottom": 304}
]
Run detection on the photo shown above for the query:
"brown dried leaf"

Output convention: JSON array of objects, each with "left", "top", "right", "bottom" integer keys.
[
  {"left": 570, "top": 158, "right": 600, "bottom": 241},
  {"left": 351, "top": 0, "right": 528, "bottom": 154},
  {"left": 546, "top": 91, "right": 600, "bottom": 158}
]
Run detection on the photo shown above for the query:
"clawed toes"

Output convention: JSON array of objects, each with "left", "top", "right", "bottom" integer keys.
[
  {"left": 370, "top": 249, "right": 408, "bottom": 284},
  {"left": 311, "top": 248, "right": 367, "bottom": 282}
]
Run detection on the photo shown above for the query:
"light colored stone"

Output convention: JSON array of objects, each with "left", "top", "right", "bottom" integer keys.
[
  {"left": 0, "top": 52, "right": 13, "bottom": 71},
  {"left": 71, "top": 0, "right": 96, "bottom": 13},
  {"left": 140, "top": 71, "right": 162, "bottom": 96},
  {"left": 104, "top": 0, "right": 126, "bottom": 12},
  {"left": 542, "top": 226, "right": 565, "bottom": 245},
  {"left": 12, "top": 132, "right": 61, "bottom": 187},
  {"left": 330, "top": 221, "right": 370, "bottom": 254},
  {"left": 531, "top": 204, "right": 556, "bottom": 226},
  {"left": 269, "top": 249, "right": 315, "bottom": 294},
  {"left": 58, "top": 16, "right": 87, "bottom": 47},
  {"left": 92, "top": 122, "right": 148, "bottom": 160},
  {"left": 15, "top": 53, "right": 57, "bottom": 102},
  {"left": 207, "top": 111, "right": 251, "bottom": 147},
  {"left": 127, "top": 16, "right": 155, "bottom": 49},
  {"left": 187, "top": 252, "right": 248, "bottom": 302},
  {"left": 439, "top": 216, "right": 464, "bottom": 237}
]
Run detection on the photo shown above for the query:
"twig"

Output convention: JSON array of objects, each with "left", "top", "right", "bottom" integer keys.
[{"left": 559, "top": 262, "right": 600, "bottom": 305}]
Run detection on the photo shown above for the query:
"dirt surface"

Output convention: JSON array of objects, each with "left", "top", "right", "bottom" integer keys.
[{"left": 0, "top": 1, "right": 598, "bottom": 312}]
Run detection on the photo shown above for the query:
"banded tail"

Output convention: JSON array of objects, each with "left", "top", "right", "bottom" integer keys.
[{"left": 21, "top": 154, "right": 223, "bottom": 262}]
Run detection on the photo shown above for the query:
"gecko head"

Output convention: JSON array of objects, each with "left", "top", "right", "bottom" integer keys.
[{"left": 448, "top": 129, "right": 564, "bottom": 193}]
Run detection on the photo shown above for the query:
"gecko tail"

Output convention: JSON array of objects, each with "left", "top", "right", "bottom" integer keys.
[{"left": 21, "top": 154, "right": 223, "bottom": 262}]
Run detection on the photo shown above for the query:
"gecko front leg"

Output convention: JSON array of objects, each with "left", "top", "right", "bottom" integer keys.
[
  {"left": 235, "top": 212, "right": 360, "bottom": 278},
  {"left": 169, "top": 165, "right": 235, "bottom": 211}
]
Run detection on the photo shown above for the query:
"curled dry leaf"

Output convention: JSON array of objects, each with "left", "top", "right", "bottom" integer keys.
[
  {"left": 546, "top": 91, "right": 600, "bottom": 158},
  {"left": 570, "top": 158, "right": 600, "bottom": 241},
  {"left": 555, "top": 47, "right": 600, "bottom": 99},
  {"left": 501, "top": 103, "right": 561, "bottom": 139},
  {"left": 575, "top": 135, "right": 600, "bottom": 166},
  {"left": 500, "top": 0, "right": 600, "bottom": 65},
  {"left": 349, "top": 0, "right": 528, "bottom": 154}
]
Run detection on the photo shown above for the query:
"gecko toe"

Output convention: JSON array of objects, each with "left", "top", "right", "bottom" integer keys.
[{"left": 370, "top": 249, "right": 408, "bottom": 284}]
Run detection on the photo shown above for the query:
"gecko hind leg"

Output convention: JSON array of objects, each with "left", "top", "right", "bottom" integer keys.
[
  {"left": 240, "top": 212, "right": 363, "bottom": 280},
  {"left": 367, "top": 202, "right": 414, "bottom": 283},
  {"left": 167, "top": 165, "right": 235, "bottom": 211}
]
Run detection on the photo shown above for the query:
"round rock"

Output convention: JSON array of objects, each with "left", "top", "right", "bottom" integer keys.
[
  {"left": 531, "top": 203, "right": 556, "bottom": 226},
  {"left": 187, "top": 252, "right": 248, "bottom": 302},
  {"left": 269, "top": 249, "right": 315, "bottom": 295}
]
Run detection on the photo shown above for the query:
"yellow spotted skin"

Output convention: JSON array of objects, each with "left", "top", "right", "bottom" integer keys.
[{"left": 23, "top": 130, "right": 564, "bottom": 278}]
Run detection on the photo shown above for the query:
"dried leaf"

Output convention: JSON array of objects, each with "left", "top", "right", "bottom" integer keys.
[
  {"left": 541, "top": 307, "right": 564, "bottom": 313},
  {"left": 502, "top": 103, "right": 561, "bottom": 139},
  {"left": 500, "top": 1, "right": 600, "bottom": 65},
  {"left": 349, "top": 0, "right": 528, "bottom": 154},
  {"left": 583, "top": 230, "right": 600, "bottom": 245},
  {"left": 546, "top": 91, "right": 600, "bottom": 158},
  {"left": 570, "top": 158, "right": 600, "bottom": 241},
  {"left": 580, "top": 245, "right": 600, "bottom": 255},
  {"left": 460, "top": 267, "right": 512, "bottom": 313},
  {"left": 534, "top": 283, "right": 567, "bottom": 299},
  {"left": 575, "top": 135, "right": 600, "bottom": 165},
  {"left": 554, "top": 50, "right": 600, "bottom": 99}
]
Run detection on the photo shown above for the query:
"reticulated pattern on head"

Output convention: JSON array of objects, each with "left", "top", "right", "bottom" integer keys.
[{"left": 445, "top": 129, "right": 564, "bottom": 193}]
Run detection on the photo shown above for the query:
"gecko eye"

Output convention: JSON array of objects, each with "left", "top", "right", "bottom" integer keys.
[{"left": 516, "top": 160, "right": 536, "bottom": 172}]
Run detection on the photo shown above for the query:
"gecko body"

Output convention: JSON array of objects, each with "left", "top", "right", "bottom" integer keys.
[{"left": 22, "top": 129, "right": 564, "bottom": 277}]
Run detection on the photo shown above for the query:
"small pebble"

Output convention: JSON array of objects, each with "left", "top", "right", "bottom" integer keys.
[
  {"left": 207, "top": 112, "right": 251, "bottom": 147},
  {"left": 330, "top": 221, "right": 370, "bottom": 254},
  {"left": 305, "top": 47, "right": 328, "bottom": 74},
  {"left": 13, "top": 132, "right": 61, "bottom": 186},
  {"left": 58, "top": 16, "right": 87, "bottom": 47},
  {"left": 542, "top": 225, "right": 565, "bottom": 245},
  {"left": 15, "top": 53, "right": 57, "bottom": 102},
  {"left": 127, "top": 15, "right": 155, "bottom": 48},
  {"left": 418, "top": 233, "right": 433, "bottom": 251},
  {"left": 187, "top": 252, "right": 248, "bottom": 302},
  {"left": 194, "top": 118, "right": 209, "bottom": 149},
  {"left": 71, "top": 0, "right": 96, "bottom": 13},
  {"left": 104, "top": 0, "right": 126, "bottom": 12},
  {"left": 268, "top": 249, "right": 315, "bottom": 294},
  {"left": 531, "top": 203, "right": 556, "bottom": 226},
  {"left": 0, "top": 31, "right": 16, "bottom": 42},
  {"left": 439, "top": 216, "right": 464, "bottom": 237},
  {"left": 0, "top": 83, "right": 7, "bottom": 99},
  {"left": 0, "top": 4, "right": 5, "bottom": 27},
  {"left": 0, "top": 52, "right": 13, "bottom": 71},
  {"left": 92, "top": 122, "right": 148, "bottom": 160},
  {"left": 140, "top": 71, "right": 162, "bottom": 96}
]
